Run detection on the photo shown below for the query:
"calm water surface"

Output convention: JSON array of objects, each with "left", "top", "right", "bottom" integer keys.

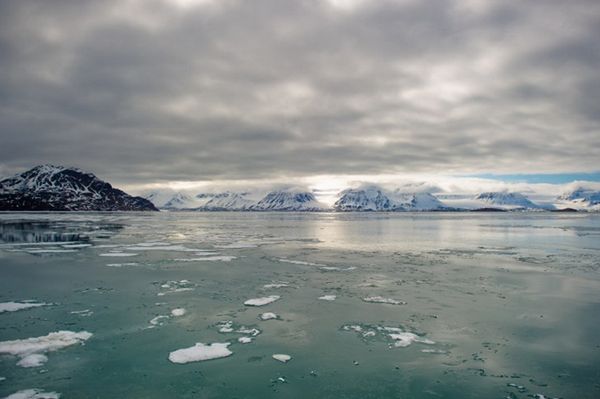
[{"left": 0, "top": 212, "right": 599, "bottom": 398}]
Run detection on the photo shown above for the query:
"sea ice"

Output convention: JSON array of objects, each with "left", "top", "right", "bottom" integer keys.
[
  {"left": 174, "top": 255, "right": 236, "bottom": 262},
  {"left": 149, "top": 315, "right": 169, "bottom": 327},
  {"left": 105, "top": 263, "right": 139, "bottom": 267},
  {"left": 272, "top": 354, "right": 291, "bottom": 363},
  {"left": 171, "top": 308, "right": 186, "bottom": 317},
  {"left": 26, "top": 249, "right": 77, "bottom": 254},
  {"left": 99, "top": 253, "right": 138, "bottom": 257},
  {"left": 362, "top": 296, "right": 406, "bottom": 305},
  {"left": 260, "top": 312, "right": 278, "bottom": 320},
  {"left": 0, "top": 301, "right": 48, "bottom": 313},
  {"left": 16, "top": 354, "right": 48, "bottom": 368},
  {"left": 263, "top": 282, "right": 290, "bottom": 289},
  {"left": 278, "top": 259, "right": 325, "bottom": 266},
  {"left": 318, "top": 295, "right": 337, "bottom": 301},
  {"left": 3, "top": 389, "right": 61, "bottom": 399},
  {"left": 389, "top": 333, "right": 435, "bottom": 347},
  {"left": 214, "top": 243, "right": 257, "bottom": 249},
  {"left": 244, "top": 296, "right": 280, "bottom": 306},
  {"left": 0, "top": 331, "right": 92, "bottom": 366},
  {"left": 168, "top": 342, "right": 232, "bottom": 364},
  {"left": 238, "top": 337, "right": 252, "bottom": 344}
]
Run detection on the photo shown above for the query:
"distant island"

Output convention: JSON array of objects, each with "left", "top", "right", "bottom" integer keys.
[{"left": 1, "top": 165, "right": 598, "bottom": 212}]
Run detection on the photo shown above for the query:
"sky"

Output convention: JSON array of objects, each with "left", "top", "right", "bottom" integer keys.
[{"left": 0, "top": 0, "right": 599, "bottom": 198}]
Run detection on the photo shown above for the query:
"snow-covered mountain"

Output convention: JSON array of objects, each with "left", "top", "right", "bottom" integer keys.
[
  {"left": 251, "top": 190, "right": 327, "bottom": 211},
  {"left": 199, "top": 192, "right": 256, "bottom": 211},
  {"left": 0, "top": 165, "right": 157, "bottom": 211},
  {"left": 440, "top": 191, "right": 542, "bottom": 210},
  {"left": 334, "top": 186, "right": 396, "bottom": 211},
  {"left": 334, "top": 185, "right": 448, "bottom": 211},
  {"left": 555, "top": 188, "right": 600, "bottom": 210},
  {"left": 473, "top": 192, "right": 542, "bottom": 210}
]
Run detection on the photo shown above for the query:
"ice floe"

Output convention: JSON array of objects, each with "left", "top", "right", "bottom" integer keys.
[
  {"left": 278, "top": 258, "right": 325, "bottom": 266},
  {"left": 16, "top": 354, "right": 48, "bottom": 368},
  {"left": 171, "top": 308, "right": 186, "bottom": 317},
  {"left": 216, "top": 321, "right": 261, "bottom": 336},
  {"left": 123, "top": 244, "right": 200, "bottom": 252},
  {"left": 61, "top": 243, "right": 92, "bottom": 249},
  {"left": 341, "top": 323, "right": 434, "bottom": 348},
  {"left": 157, "top": 280, "right": 195, "bottom": 296},
  {"left": 168, "top": 342, "right": 232, "bottom": 364},
  {"left": 244, "top": 295, "right": 280, "bottom": 306},
  {"left": 3, "top": 389, "right": 61, "bottom": 399},
  {"left": 0, "top": 301, "right": 49, "bottom": 313},
  {"left": 174, "top": 255, "right": 237, "bottom": 262},
  {"left": 238, "top": 337, "right": 252, "bottom": 344},
  {"left": 105, "top": 263, "right": 139, "bottom": 267},
  {"left": 318, "top": 295, "right": 337, "bottom": 301},
  {"left": 272, "top": 354, "right": 292, "bottom": 363},
  {"left": 26, "top": 249, "right": 77, "bottom": 254},
  {"left": 99, "top": 252, "right": 138, "bottom": 257},
  {"left": 70, "top": 309, "right": 93, "bottom": 317},
  {"left": 362, "top": 296, "right": 406, "bottom": 305},
  {"left": 263, "top": 282, "right": 290, "bottom": 289},
  {"left": 260, "top": 312, "right": 278, "bottom": 320},
  {"left": 149, "top": 315, "right": 170, "bottom": 327},
  {"left": 0, "top": 330, "right": 92, "bottom": 367}
]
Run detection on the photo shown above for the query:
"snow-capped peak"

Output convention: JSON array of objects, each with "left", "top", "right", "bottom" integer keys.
[
  {"left": 473, "top": 191, "right": 540, "bottom": 209},
  {"left": 252, "top": 190, "right": 327, "bottom": 211}
]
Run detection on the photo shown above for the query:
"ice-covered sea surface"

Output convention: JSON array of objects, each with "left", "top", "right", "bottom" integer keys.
[{"left": 0, "top": 212, "right": 599, "bottom": 398}]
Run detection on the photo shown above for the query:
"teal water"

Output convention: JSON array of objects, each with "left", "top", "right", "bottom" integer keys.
[{"left": 0, "top": 212, "right": 599, "bottom": 398}]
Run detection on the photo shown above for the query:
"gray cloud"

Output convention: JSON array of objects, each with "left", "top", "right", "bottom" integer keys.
[{"left": 1, "top": 0, "right": 599, "bottom": 186}]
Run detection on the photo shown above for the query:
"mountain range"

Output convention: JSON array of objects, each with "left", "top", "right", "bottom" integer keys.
[
  {"left": 0, "top": 165, "right": 157, "bottom": 211},
  {"left": 1, "top": 165, "right": 598, "bottom": 212}
]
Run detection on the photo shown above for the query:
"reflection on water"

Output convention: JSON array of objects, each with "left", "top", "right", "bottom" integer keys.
[
  {"left": 0, "top": 220, "right": 122, "bottom": 243},
  {"left": 0, "top": 212, "right": 598, "bottom": 399}
]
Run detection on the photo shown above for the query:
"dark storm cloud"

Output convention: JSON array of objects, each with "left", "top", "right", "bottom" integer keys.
[{"left": 0, "top": 0, "right": 599, "bottom": 185}]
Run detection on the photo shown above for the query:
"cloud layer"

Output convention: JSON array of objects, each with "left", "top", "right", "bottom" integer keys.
[{"left": 1, "top": 0, "right": 599, "bottom": 187}]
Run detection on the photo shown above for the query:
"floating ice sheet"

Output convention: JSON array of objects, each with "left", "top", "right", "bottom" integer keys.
[
  {"left": 3, "top": 389, "right": 61, "bottom": 399},
  {"left": 168, "top": 342, "right": 232, "bottom": 364},
  {"left": 0, "top": 301, "right": 49, "bottom": 313},
  {"left": 362, "top": 296, "right": 406, "bottom": 305},
  {"left": 244, "top": 296, "right": 280, "bottom": 306},
  {"left": 318, "top": 295, "right": 337, "bottom": 301},
  {"left": 272, "top": 354, "right": 291, "bottom": 363},
  {"left": 260, "top": 312, "right": 278, "bottom": 320},
  {"left": 0, "top": 330, "right": 92, "bottom": 367}
]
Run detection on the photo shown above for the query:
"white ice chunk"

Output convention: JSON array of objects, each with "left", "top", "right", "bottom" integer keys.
[
  {"left": 99, "top": 253, "right": 138, "bottom": 257},
  {"left": 171, "top": 308, "right": 186, "bottom": 317},
  {"left": 238, "top": 337, "right": 252, "bottom": 344},
  {"left": 272, "top": 354, "right": 291, "bottom": 363},
  {"left": 16, "top": 354, "right": 48, "bottom": 368},
  {"left": 3, "top": 389, "right": 61, "bottom": 399},
  {"left": 0, "top": 301, "right": 48, "bottom": 313},
  {"left": 244, "top": 296, "right": 280, "bottom": 307},
  {"left": 263, "top": 283, "right": 289, "bottom": 289},
  {"left": 362, "top": 296, "right": 406, "bottom": 305},
  {"left": 168, "top": 342, "right": 232, "bottom": 364},
  {"left": 278, "top": 259, "right": 325, "bottom": 266},
  {"left": 260, "top": 312, "right": 278, "bottom": 320},
  {"left": 318, "top": 295, "right": 337, "bottom": 301},
  {"left": 0, "top": 331, "right": 92, "bottom": 366},
  {"left": 389, "top": 333, "right": 435, "bottom": 347},
  {"left": 174, "top": 255, "right": 237, "bottom": 262}
]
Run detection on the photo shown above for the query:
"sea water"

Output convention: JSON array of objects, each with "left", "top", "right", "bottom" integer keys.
[{"left": 0, "top": 212, "right": 599, "bottom": 398}]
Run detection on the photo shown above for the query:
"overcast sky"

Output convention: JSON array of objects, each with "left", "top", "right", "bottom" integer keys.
[{"left": 1, "top": 0, "right": 599, "bottom": 192}]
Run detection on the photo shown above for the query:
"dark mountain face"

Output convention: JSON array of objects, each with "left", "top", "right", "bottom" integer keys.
[{"left": 0, "top": 165, "right": 158, "bottom": 211}]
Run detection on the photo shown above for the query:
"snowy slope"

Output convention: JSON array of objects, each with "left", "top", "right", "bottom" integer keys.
[
  {"left": 555, "top": 188, "right": 600, "bottom": 211},
  {"left": 251, "top": 190, "right": 327, "bottom": 211},
  {"left": 198, "top": 192, "right": 256, "bottom": 211},
  {"left": 440, "top": 192, "right": 542, "bottom": 210},
  {"left": 334, "top": 185, "right": 447, "bottom": 211},
  {"left": 0, "top": 165, "right": 157, "bottom": 211}
]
